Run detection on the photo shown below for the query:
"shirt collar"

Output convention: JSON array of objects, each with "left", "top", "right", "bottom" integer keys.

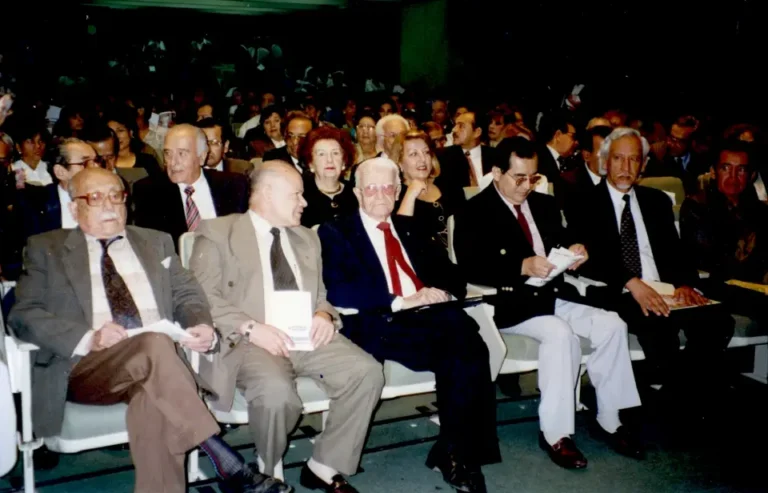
[
  {"left": 493, "top": 183, "right": 527, "bottom": 213},
  {"left": 248, "top": 209, "right": 280, "bottom": 237},
  {"left": 214, "top": 161, "right": 224, "bottom": 172},
  {"left": 607, "top": 181, "right": 636, "bottom": 209},
  {"left": 84, "top": 230, "right": 128, "bottom": 248},
  {"left": 177, "top": 169, "right": 208, "bottom": 192},
  {"left": 359, "top": 208, "right": 393, "bottom": 232},
  {"left": 466, "top": 145, "right": 482, "bottom": 159},
  {"left": 585, "top": 164, "right": 602, "bottom": 185},
  {"left": 546, "top": 144, "right": 560, "bottom": 162}
]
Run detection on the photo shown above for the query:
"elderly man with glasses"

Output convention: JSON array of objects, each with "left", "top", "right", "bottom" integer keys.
[{"left": 454, "top": 137, "right": 643, "bottom": 470}]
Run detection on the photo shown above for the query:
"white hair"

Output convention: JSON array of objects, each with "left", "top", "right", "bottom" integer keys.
[
  {"left": 354, "top": 157, "right": 402, "bottom": 188},
  {"left": 597, "top": 127, "right": 650, "bottom": 172},
  {"left": 375, "top": 114, "right": 410, "bottom": 136},
  {"left": 194, "top": 127, "right": 208, "bottom": 159}
]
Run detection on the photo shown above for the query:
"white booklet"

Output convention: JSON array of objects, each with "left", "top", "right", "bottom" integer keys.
[
  {"left": 266, "top": 291, "right": 314, "bottom": 351},
  {"left": 525, "top": 247, "right": 584, "bottom": 288},
  {"left": 127, "top": 319, "right": 190, "bottom": 342}
]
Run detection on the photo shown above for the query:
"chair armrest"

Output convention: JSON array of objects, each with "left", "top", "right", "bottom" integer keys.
[{"left": 467, "top": 284, "right": 497, "bottom": 297}]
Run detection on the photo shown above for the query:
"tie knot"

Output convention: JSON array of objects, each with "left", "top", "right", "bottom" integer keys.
[
  {"left": 464, "top": 150, "right": 470, "bottom": 157},
  {"left": 513, "top": 204, "right": 523, "bottom": 213},
  {"left": 185, "top": 186, "right": 195, "bottom": 196},
  {"left": 622, "top": 194, "right": 631, "bottom": 205},
  {"left": 98, "top": 236, "right": 123, "bottom": 251},
  {"left": 270, "top": 227, "right": 281, "bottom": 239},
  {"left": 376, "top": 222, "right": 391, "bottom": 232}
]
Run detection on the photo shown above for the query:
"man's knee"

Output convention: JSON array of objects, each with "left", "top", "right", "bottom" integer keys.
[
  {"left": 537, "top": 316, "right": 577, "bottom": 345},
  {"left": 247, "top": 378, "right": 302, "bottom": 414},
  {"left": 355, "top": 356, "right": 385, "bottom": 393},
  {"left": 131, "top": 332, "right": 177, "bottom": 358}
]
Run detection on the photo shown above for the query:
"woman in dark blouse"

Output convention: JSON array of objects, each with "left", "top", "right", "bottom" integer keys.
[
  {"left": 299, "top": 126, "right": 358, "bottom": 228},
  {"left": 104, "top": 106, "right": 164, "bottom": 180},
  {"left": 396, "top": 129, "right": 465, "bottom": 248}
]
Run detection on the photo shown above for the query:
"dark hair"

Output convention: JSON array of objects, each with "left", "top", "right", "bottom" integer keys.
[
  {"left": 715, "top": 138, "right": 754, "bottom": 168},
  {"left": 300, "top": 127, "right": 356, "bottom": 171},
  {"left": 12, "top": 118, "right": 50, "bottom": 147},
  {"left": 195, "top": 117, "right": 233, "bottom": 145},
  {"left": 103, "top": 105, "right": 142, "bottom": 154},
  {"left": 579, "top": 125, "right": 613, "bottom": 153},
  {"left": 538, "top": 113, "right": 574, "bottom": 143},
  {"left": 487, "top": 108, "right": 515, "bottom": 126},
  {"left": 82, "top": 124, "right": 120, "bottom": 156},
  {"left": 52, "top": 104, "right": 87, "bottom": 139},
  {"left": 495, "top": 137, "right": 538, "bottom": 173},
  {"left": 421, "top": 121, "right": 443, "bottom": 134},
  {"left": 356, "top": 110, "right": 379, "bottom": 126},
  {"left": 462, "top": 110, "right": 487, "bottom": 140}
]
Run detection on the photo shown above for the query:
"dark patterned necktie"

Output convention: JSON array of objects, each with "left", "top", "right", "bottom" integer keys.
[
  {"left": 185, "top": 186, "right": 201, "bottom": 231},
  {"left": 99, "top": 237, "right": 143, "bottom": 329},
  {"left": 620, "top": 195, "right": 642, "bottom": 279},
  {"left": 270, "top": 228, "right": 298, "bottom": 290}
]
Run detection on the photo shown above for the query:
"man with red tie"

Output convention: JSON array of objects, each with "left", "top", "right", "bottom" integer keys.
[
  {"left": 454, "top": 137, "right": 643, "bottom": 470},
  {"left": 318, "top": 157, "right": 500, "bottom": 493}
]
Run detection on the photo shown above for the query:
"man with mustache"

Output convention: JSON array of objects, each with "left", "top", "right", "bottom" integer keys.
[
  {"left": 573, "top": 127, "right": 734, "bottom": 425},
  {"left": 8, "top": 168, "right": 292, "bottom": 492},
  {"left": 133, "top": 124, "right": 249, "bottom": 249},
  {"left": 435, "top": 110, "right": 500, "bottom": 191}
]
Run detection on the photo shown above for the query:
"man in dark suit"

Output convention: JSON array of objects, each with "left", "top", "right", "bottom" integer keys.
[
  {"left": 318, "top": 158, "right": 499, "bottom": 493},
  {"left": 133, "top": 124, "right": 249, "bottom": 249},
  {"left": 195, "top": 117, "right": 254, "bottom": 175},
  {"left": 536, "top": 114, "right": 579, "bottom": 184},
  {"left": 263, "top": 113, "right": 313, "bottom": 175},
  {"left": 8, "top": 168, "right": 290, "bottom": 493},
  {"left": 560, "top": 125, "right": 612, "bottom": 223},
  {"left": 454, "top": 137, "right": 642, "bottom": 470},
  {"left": 435, "top": 110, "right": 499, "bottom": 191},
  {"left": 574, "top": 128, "right": 734, "bottom": 416},
  {"left": 642, "top": 116, "right": 708, "bottom": 195}
]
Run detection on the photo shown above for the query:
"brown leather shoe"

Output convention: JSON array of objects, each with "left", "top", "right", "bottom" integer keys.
[
  {"left": 299, "top": 465, "right": 359, "bottom": 493},
  {"left": 538, "top": 432, "right": 588, "bottom": 469},
  {"left": 591, "top": 424, "right": 645, "bottom": 460}
]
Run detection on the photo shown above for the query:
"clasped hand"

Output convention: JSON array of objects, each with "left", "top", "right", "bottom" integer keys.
[
  {"left": 402, "top": 287, "right": 451, "bottom": 310},
  {"left": 239, "top": 313, "right": 336, "bottom": 358}
]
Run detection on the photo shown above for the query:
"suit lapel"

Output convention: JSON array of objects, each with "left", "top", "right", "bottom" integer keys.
[
  {"left": 487, "top": 187, "right": 534, "bottom": 255},
  {"left": 351, "top": 211, "right": 390, "bottom": 294},
  {"left": 62, "top": 229, "right": 93, "bottom": 328},
  {"left": 598, "top": 182, "right": 621, "bottom": 238},
  {"left": 125, "top": 227, "right": 168, "bottom": 320},
  {"left": 204, "top": 169, "right": 225, "bottom": 216}
]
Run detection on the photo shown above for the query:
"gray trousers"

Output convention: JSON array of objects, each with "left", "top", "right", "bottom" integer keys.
[{"left": 237, "top": 334, "right": 384, "bottom": 475}]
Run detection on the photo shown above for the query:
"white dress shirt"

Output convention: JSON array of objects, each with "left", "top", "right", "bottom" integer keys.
[
  {"left": 238, "top": 114, "right": 261, "bottom": 138},
  {"left": 359, "top": 210, "right": 418, "bottom": 311},
  {"left": 585, "top": 165, "right": 602, "bottom": 185},
  {"left": 177, "top": 171, "right": 217, "bottom": 220},
  {"left": 12, "top": 160, "right": 53, "bottom": 186},
  {"left": 546, "top": 145, "right": 562, "bottom": 171},
  {"left": 290, "top": 155, "right": 301, "bottom": 174},
  {"left": 606, "top": 184, "right": 661, "bottom": 282},
  {"left": 249, "top": 211, "right": 303, "bottom": 321},
  {"left": 465, "top": 145, "right": 484, "bottom": 183},
  {"left": 213, "top": 161, "right": 224, "bottom": 172},
  {"left": 754, "top": 172, "right": 767, "bottom": 201},
  {"left": 271, "top": 139, "right": 286, "bottom": 149},
  {"left": 73, "top": 233, "right": 162, "bottom": 355},
  {"left": 57, "top": 185, "right": 77, "bottom": 229},
  {"left": 495, "top": 186, "right": 547, "bottom": 258}
]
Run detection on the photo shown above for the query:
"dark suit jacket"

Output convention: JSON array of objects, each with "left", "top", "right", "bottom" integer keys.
[
  {"left": 133, "top": 169, "right": 249, "bottom": 250},
  {"left": 536, "top": 145, "right": 562, "bottom": 184},
  {"left": 560, "top": 164, "right": 601, "bottom": 224},
  {"left": 7, "top": 226, "right": 213, "bottom": 437},
  {"left": 318, "top": 211, "right": 467, "bottom": 353},
  {"left": 435, "top": 145, "right": 499, "bottom": 190},
  {"left": 643, "top": 152, "right": 709, "bottom": 196},
  {"left": 575, "top": 181, "right": 698, "bottom": 295},
  {"left": 454, "top": 186, "right": 581, "bottom": 328},
  {"left": 263, "top": 146, "right": 307, "bottom": 174}
]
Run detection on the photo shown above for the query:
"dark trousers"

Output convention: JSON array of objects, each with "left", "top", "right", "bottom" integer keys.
[{"left": 342, "top": 304, "right": 501, "bottom": 467}]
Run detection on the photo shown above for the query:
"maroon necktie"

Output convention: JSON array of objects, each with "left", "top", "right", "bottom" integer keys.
[
  {"left": 376, "top": 222, "right": 424, "bottom": 296},
  {"left": 514, "top": 204, "right": 534, "bottom": 247}
]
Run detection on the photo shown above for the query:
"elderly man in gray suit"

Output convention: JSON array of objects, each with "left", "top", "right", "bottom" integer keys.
[
  {"left": 191, "top": 160, "right": 384, "bottom": 493},
  {"left": 8, "top": 168, "right": 291, "bottom": 493}
]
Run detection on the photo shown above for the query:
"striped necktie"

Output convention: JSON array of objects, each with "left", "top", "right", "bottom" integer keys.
[{"left": 185, "top": 186, "right": 201, "bottom": 231}]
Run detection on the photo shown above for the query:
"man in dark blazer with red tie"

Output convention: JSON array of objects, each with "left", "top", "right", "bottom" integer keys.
[{"left": 318, "top": 157, "right": 499, "bottom": 493}]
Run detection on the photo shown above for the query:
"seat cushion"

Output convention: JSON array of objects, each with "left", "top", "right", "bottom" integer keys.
[
  {"left": 46, "top": 402, "right": 129, "bottom": 453},
  {"left": 381, "top": 361, "right": 435, "bottom": 399}
]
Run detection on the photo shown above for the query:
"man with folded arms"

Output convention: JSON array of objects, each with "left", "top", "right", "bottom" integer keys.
[
  {"left": 454, "top": 137, "right": 643, "bottom": 469},
  {"left": 8, "top": 168, "right": 290, "bottom": 493},
  {"left": 318, "top": 158, "right": 500, "bottom": 493},
  {"left": 191, "top": 161, "right": 383, "bottom": 493}
]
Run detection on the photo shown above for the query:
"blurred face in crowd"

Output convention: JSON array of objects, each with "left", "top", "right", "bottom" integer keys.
[
  {"left": 606, "top": 135, "right": 643, "bottom": 192},
  {"left": 551, "top": 123, "right": 577, "bottom": 157},
  {"left": 716, "top": 150, "right": 751, "bottom": 200},
  {"left": 452, "top": 112, "right": 481, "bottom": 149},
  {"left": 582, "top": 134, "right": 607, "bottom": 175},
  {"left": 164, "top": 125, "right": 204, "bottom": 185},
  {"left": 261, "top": 92, "right": 276, "bottom": 109},
  {"left": 587, "top": 117, "right": 611, "bottom": 130},
  {"left": 667, "top": 123, "right": 694, "bottom": 157},
  {"left": 428, "top": 127, "right": 446, "bottom": 149},
  {"left": 285, "top": 118, "right": 312, "bottom": 160},
  {"left": 69, "top": 113, "right": 85, "bottom": 132},
  {"left": 343, "top": 100, "right": 357, "bottom": 122},
  {"left": 0, "top": 140, "right": 12, "bottom": 169},
  {"left": 379, "top": 102, "right": 394, "bottom": 119},
  {"left": 431, "top": 100, "right": 447, "bottom": 125},
  {"left": 304, "top": 104, "right": 319, "bottom": 123},
  {"left": 88, "top": 138, "right": 118, "bottom": 171},
  {"left": 311, "top": 139, "right": 344, "bottom": 182},
  {"left": 69, "top": 168, "right": 128, "bottom": 239},
  {"left": 493, "top": 153, "right": 540, "bottom": 205},
  {"left": 380, "top": 118, "right": 408, "bottom": 157},
  {"left": 354, "top": 161, "right": 400, "bottom": 222},
  {"left": 197, "top": 104, "right": 213, "bottom": 121},
  {"left": 604, "top": 110, "right": 627, "bottom": 128},
  {"left": 488, "top": 116, "right": 507, "bottom": 142},
  {"left": 18, "top": 133, "right": 46, "bottom": 167},
  {"left": 263, "top": 113, "right": 283, "bottom": 142},
  {"left": 54, "top": 142, "right": 100, "bottom": 189},
  {"left": 357, "top": 116, "right": 376, "bottom": 147},
  {"left": 107, "top": 120, "right": 132, "bottom": 155},
  {"left": 201, "top": 125, "right": 229, "bottom": 167},
  {"left": 400, "top": 138, "right": 432, "bottom": 181}
]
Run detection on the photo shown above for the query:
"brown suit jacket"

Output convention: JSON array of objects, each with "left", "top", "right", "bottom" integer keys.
[
  {"left": 190, "top": 212, "right": 339, "bottom": 411},
  {"left": 8, "top": 226, "right": 213, "bottom": 437},
  {"left": 223, "top": 158, "right": 255, "bottom": 176}
]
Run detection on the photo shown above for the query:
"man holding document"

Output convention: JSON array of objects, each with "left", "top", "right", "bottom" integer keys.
[
  {"left": 9, "top": 168, "right": 291, "bottom": 493},
  {"left": 191, "top": 161, "right": 384, "bottom": 493},
  {"left": 454, "top": 137, "right": 643, "bottom": 469}
]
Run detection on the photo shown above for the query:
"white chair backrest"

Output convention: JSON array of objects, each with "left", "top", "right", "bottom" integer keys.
[
  {"left": 179, "top": 232, "right": 197, "bottom": 269},
  {"left": 447, "top": 216, "right": 457, "bottom": 265}
]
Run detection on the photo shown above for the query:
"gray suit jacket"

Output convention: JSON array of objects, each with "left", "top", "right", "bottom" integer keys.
[
  {"left": 8, "top": 226, "right": 213, "bottom": 437},
  {"left": 190, "top": 212, "right": 339, "bottom": 411}
]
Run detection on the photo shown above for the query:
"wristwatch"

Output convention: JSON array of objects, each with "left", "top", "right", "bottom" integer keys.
[{"left": 243, "top": 321, "right": 255, "bottom": 341}]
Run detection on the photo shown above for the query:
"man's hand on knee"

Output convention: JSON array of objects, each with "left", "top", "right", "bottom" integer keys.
[
  {"left": 182, "top": 324, "right": 216, "bottom": 353},
  {"left": 90, "top": 322, "right": 128, "bottom": 352},
  {"left": 239, "top": 320, "right": 293, "bottom": 358}
]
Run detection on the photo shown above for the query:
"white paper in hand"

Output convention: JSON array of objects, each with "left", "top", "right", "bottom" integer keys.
[
  {"left": 127, "top": 319, "right": 189, "bottom": 342},
  {"left": 267, "top": 291, "right": 314, "bottom": 351},
  {"left": 525, "top": 248, "right": 584, "bottom": 288}
]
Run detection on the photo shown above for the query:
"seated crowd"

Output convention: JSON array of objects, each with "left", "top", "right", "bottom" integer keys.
[{"left": 0, "top": 90, "right": 766, "bottom": 493}]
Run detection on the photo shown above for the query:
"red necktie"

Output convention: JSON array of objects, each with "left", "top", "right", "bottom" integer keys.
[
  {"left": 514, "top": 204, "right": 534, "bottom": 247},
  {"left": 377, "top": 222, "right": 424, "bottom": 296}
]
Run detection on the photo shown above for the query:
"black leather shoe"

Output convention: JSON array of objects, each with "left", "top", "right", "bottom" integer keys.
[
  {"left": 220, "top": 463, "right": 294, "bottom": 493},
  {"left": 299, "top": 464, "right": 359, "bottom": 492},
  {"left": 538, "top": 433, "right": 588, "bottom": 469},
  {"left": 591, "top": 423, "right": 645, "bottom": 459},
  {"left": 425, "top": 443, "right": 473, "bottom": 492}
]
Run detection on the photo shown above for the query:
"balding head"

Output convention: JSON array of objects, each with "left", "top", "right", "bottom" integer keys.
[
  {"left": 249, "top": 160, "right": 306, "bottom": 227},
  {"left": 164, "top": 124, "right": 208, "bottom": 185},
  {"left": 68, "top": 168, "right": 127, "bottom": 239}
]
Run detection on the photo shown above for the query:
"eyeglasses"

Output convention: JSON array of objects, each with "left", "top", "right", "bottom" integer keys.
[
  {"left": 207, "top": 139, "right": 223, "bottom": 147},
  {"left": 67, "top": 156, "right": 105, "bottom": 168},
  {"left": 506, "top": 172, "right": 543, "bottom": 187},
  {"left": 73, "top": 190, "right": 128, "bottom": 207},
  {"left": 359, "top": 184, "right": 396, "bottom": 197}
]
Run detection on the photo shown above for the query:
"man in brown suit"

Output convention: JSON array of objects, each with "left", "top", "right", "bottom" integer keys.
[
  {"left": 8, "top": 168, "right": 291, "bottom": 493},
  {"left": 191, "top": 161, "right": 384, "bottom": 493}
]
